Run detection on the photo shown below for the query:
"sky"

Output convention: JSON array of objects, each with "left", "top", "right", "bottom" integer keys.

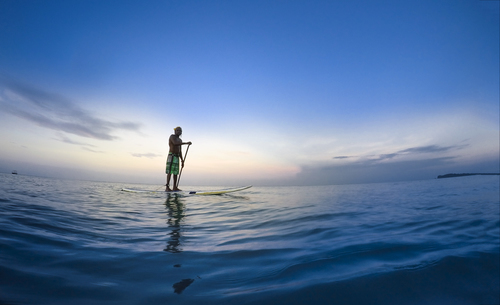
[{"left": 0, "top": 0, "right": 499, "bottom": 186}]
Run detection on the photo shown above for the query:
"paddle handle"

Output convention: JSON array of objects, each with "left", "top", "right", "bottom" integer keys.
[{"left": 177, "top": 143, "right": 191, "bottom": 187}]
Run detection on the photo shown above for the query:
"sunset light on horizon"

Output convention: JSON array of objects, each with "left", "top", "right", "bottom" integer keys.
[{"left": 1, "top": 0, "right": 498, "bottom": 186}]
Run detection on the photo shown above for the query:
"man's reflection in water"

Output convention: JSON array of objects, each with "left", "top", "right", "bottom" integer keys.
[{"left": 164, "top": 193, "right": 186, "bottom": 253}]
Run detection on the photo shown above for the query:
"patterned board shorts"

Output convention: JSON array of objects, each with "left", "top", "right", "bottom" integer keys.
[{"left": 166, "top": 153, "right": 180, "bottom": 175}]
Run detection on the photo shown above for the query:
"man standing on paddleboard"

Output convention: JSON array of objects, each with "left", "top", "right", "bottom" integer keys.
[{"left": 166, "top": 126, "right": 192, "bottom": 192}]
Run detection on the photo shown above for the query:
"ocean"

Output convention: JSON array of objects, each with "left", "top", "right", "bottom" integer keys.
[{"left": 0, "top": 173, "right": 498, "bottom": 305}]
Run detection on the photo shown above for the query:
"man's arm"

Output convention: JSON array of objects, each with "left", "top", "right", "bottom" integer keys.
[
  {"left": 177, "top": 141, "right": 192, "bottom": 146},
  {"left": 171, "top": 137, "right": 191, "bottom": 147}
]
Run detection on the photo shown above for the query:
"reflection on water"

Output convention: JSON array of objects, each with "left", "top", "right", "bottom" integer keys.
[
  {"left": 163, "top": 193, "right": 196, "bottom": 294},
  {"left": 164, "top": 193, "right": 185, "bottom": 253},
  {"left": 173, "top": 278, "right": 195, "bottom": 294}
]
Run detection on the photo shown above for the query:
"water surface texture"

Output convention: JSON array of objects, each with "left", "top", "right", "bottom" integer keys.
[{"left": 1, "top": 174, "right": 498, "bottom": 304}]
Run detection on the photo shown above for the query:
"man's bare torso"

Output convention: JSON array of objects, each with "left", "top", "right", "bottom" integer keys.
[{"left": 169, "top": 134, "right": 182, "bottom": 155}]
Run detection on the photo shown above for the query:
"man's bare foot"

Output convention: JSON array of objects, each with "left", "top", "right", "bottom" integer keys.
[
  {"left": 165, "top": 186, "right": 172, "bottom": 192},
  {"left": 173, "top": 187, "right": 182, "bottom": 191}
]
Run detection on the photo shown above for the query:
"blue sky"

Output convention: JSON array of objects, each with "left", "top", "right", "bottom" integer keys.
[{"left": 0, "top": 0, "right": 498, "bottom": 186}]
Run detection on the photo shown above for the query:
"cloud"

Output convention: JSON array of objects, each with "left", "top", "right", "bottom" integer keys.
[
  {"left": 288, "top": 143, "right": 487, "bottom": 185},
  {"left": 294, "top": 156, "right": 459, "bottom": 185},
  {"left": 0, "top": 77, "right": 142, "bottom": 141},
  {"left": 333, "top": 156, "right": 351, "bottom": 159},
  {"left": 53, "top": 133, "right": 96, "bottom": 147},
  {"left": 398, "top": 145, "right": 467, "bottom": 155},
  {"left": 131, "top": 153, "right": 162, "bottom": 158},
  {"left": 334, "top": 144, "right": 469, "bottom": 164},
  {"left": 82, "top": 147, "right": 105, "bottom": 154}
]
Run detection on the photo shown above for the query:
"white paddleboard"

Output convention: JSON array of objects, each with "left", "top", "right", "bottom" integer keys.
[{"left": 121, "top": 185, "right": 252, "bottom": 195}]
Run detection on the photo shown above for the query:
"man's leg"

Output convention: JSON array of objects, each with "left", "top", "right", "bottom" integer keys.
[
  {"left": 166, "top": 174, "right": 172, "bottom": 192},
  {"left": 173, "top": 175, "right": 181, "bottom": 191}
]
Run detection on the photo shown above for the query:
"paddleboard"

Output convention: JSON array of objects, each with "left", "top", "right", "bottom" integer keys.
[{"left": 121, "top": 185, "right": 252, "bottom": 195}]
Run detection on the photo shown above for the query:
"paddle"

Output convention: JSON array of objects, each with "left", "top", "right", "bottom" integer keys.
[{"left": 176, "top": 143, "right": 191, "bottom": 188}]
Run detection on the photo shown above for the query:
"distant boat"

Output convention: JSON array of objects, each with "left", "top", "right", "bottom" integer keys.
[{"left": 12, "top": 170, "right": 17, "bottom": 175}]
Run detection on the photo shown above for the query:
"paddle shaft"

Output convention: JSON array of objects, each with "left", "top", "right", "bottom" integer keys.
[{"left": 176, "top": 143, "right": 191, "bottom": 187}]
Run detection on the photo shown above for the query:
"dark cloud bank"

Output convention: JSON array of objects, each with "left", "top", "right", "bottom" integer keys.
[{"left": 287, "top": 145, "right": 499, "bottom": 186}]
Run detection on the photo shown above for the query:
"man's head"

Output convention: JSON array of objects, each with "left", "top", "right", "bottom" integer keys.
[{"left": 174, "top": 126, "right": 182, "bottom": 136}]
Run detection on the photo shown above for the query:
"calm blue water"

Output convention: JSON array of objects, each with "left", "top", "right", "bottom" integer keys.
[{"left": 0, "top": 173, "right": 498, "bottom": 305}]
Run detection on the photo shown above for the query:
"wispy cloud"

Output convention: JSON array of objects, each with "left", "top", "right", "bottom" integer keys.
[
  {"left": 131, "top": 153, "right": 162, "bottom": 158},
  {"left": 333, "top": 156, "right": 351, "bottom": 159},
  {"left": 334, "top": 144, "right": 468, "bottom": 163},
  {"left": 398, "top": 145, "right": 466, "bottom": 155},
  {"left": 82, "top": 147, "right": 106, "bottom": 154},
  {"left": 53, "top": 133, "right": 96, "bottom": 147},
  {"left": 0, "top": 77, "right": 141, "bottom": 141}
]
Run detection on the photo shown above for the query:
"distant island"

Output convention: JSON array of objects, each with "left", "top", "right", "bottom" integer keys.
[{"left": 437, "top": 173, "right": 500, "bottom": 179}]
